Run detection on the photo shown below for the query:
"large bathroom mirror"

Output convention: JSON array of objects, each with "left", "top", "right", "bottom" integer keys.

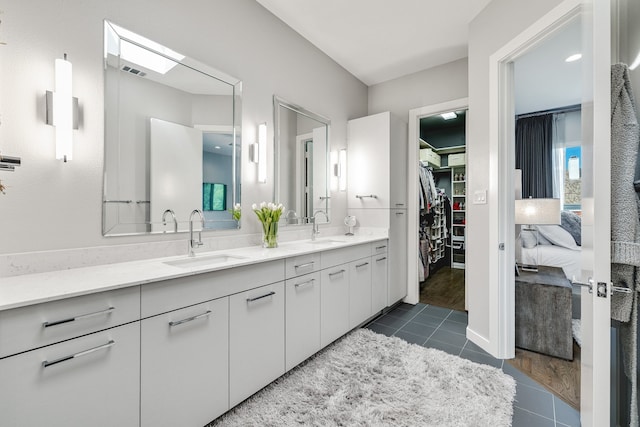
[
  {"left": 103, "top": 21, "right": 242, "bottom": 236},
  {"left": 273, "top": 96, "right": 330, "bottom": 224}
]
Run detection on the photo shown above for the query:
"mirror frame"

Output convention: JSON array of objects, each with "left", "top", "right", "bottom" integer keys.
[
  {"left": 102, "top": 20, "right": 242, "bottom": 236},
  {"left": 273, "top": 95, "right": 331, "bottom": 225}
]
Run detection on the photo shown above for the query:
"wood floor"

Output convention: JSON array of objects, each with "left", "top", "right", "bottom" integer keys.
[
  {"left": 420, "top": 266, "right": 580, "bottom": 410},
  {"left": 419, "top": 267, "right": 465, "bottom": 311}
]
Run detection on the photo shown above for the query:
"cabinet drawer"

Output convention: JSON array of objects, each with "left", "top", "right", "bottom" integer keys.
[
  {"left": 229, "top": 282, "right": 285, "bottom": 407},
  {"left": 285, "top": 253, "right": 321, "bottom": 278},
  {"left": 141, "top": 260, "right": 284, "bottom": 318},
  {"left": 0, "top": 286, "right": 140, "bottom": 359},
  {"left": 320, "top": 265, "right": 350, "bottom": 347},
  {"left": 285, "top": 272, "right": 321, "bottom": 371},
  {"left": 371, "top": 240, "right": 389, "bottom": 256},
  {"left": 321, "top": 244, "right": 371, "bottom": 269},
  {"left": 141, "top": 298, "right": 229, "bottom": 427},
  {"left": 0, "top": 322, "right": 140, "bottom": 427}
]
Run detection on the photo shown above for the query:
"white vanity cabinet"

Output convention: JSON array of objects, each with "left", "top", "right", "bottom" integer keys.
[
  {"left": 349, "top": 258, "right": 372, "bottom": 329},
  {"left": 389, "top": 209, "right": 408, "bottom": 305},
  {"left": 371, "top": 243, "right": 389, "bottom": 314},
  {"left": 285, "top": 271, "right": 321, "bottom": 371},
  {"left": 347, "top": 111, "right": 407, "bottom": 209},
  {"left": 229, "top": 281, "right": 285, "bottom": 407},
  {"left": 140, "top": 297, "right": 229, "bottom": 427},
  {"left": 0, "top": 321, "right": 140, "bottom": 427},
  {"left": 0, "top": 286, "right": 141, "bottom": 427},
  {"left": 320, "top": 264, "right": 350, "bottom": 347}
]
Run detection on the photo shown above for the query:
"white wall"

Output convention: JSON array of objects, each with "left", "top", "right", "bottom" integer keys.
[
  {"left": 466, "top": 0, "right": 564, "bottom": 342},
  {"left": 0, "top": 0, "right": 366, "bottom": 263},
  {"left": 367, "top": 58, "right": 468, "bottom": 120}
]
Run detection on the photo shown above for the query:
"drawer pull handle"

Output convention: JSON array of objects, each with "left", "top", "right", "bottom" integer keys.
[
  {"left": 395, "top": 212, "right": 405, "bottom": 216},
  {"left": 328, "top": 269, "right": 346, "bottom": 278},
  {"left": 169, "top": 310, "right": 212, "bottom": 327},
  {"left": 375, "top": 245, "right": 387, "bottom": 250},
  {"left": 42, "top": 340, "right": 115, "bottom": 368},
  {"left": 295, "top": 279, "right": 316, "bottom": 289},
  {"left": 294, "top": 262, "right": 315, "bottom": 270},
  {"left": 376, "top": 257, "right": 387, "bottom": 262},
  {"left": 395, "top": 203, "right": 405, "bottom": 206},
  {"left": 356, "top": 262, "right": 369, "bottom": 268},
  {"left": 43, "top": 307, "right": 115, "bottom": 328},
  {"left": 246, "top": 291, "right": 276, "bottom": 303}
]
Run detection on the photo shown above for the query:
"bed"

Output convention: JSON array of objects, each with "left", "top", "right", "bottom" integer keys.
[{"left": 517, "top": 211, "right": 582, "bottom": 280}]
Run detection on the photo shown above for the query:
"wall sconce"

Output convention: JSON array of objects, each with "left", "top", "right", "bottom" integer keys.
[
  {"left": 46, "top": 53, "right": 78, "bottom": 162},
  {"left": 338, "top": 149, "right": 347, "bottom": 191},
  {"left": 256, "top": 122, "right": 267, "bottom": 184}
]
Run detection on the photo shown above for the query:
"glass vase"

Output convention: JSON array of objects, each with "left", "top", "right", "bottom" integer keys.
[{"left": 262, "top": 222, "right": 278, "bottom": 248}]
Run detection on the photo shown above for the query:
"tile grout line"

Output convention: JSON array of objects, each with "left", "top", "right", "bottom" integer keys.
[
  {"left": 514, "top": 405, "right": 558, "bottom": 424},
  {"left": 388, "top": 304, "right": 429, "bottom": 336}
]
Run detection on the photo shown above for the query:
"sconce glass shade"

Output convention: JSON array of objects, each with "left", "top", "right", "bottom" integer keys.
[
  {"left": 54, "top": 57, "right": 73, "bottom": 161},
  {"left": 338, "top": 149, "right": 347, "bottom": 192},
  {"left": 514, "top": 198, "right": 561, "bottom": 225},
  {"left": 258, "top": 122, "right": 267, "bottom": 183}
]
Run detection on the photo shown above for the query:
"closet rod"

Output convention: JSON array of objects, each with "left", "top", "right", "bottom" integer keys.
[{"left": 516, "top": 104, "right": 581, "bottom": 120}]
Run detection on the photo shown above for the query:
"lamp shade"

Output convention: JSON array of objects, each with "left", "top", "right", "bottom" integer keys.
[{"left": 514, "top": 198, "right": 561, "bottom": 225}]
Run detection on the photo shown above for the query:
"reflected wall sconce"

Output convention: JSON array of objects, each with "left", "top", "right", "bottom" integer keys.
[{"left": 46, "top": 53, "right": 78, "bottom": 162}]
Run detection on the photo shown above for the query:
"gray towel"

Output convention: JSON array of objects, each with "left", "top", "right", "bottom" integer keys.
[{"left": 611, "top": 63, "right": 640, "bottom": 427}]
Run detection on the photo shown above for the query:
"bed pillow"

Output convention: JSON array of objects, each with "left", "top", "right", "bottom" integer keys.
[
  {"left": 537, "top": 224, "right": 580, "bottom": 250},
  {"left": 537, "top": 232, "right": 552, "bottom": 245},
  {"left": 560, "top": 210, "right": 581, "bottom": 246}
]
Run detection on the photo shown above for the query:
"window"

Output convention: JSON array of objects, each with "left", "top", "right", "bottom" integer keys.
[{"left": 203, "top": 183, "right": 227, "bottom": 211}]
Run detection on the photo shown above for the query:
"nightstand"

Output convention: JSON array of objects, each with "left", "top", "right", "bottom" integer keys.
[{"left": 515, "top": 266, "right": 573, "bottom": 360}]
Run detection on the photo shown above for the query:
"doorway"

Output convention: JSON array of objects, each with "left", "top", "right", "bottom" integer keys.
[
  {"left": 417, "top": 110, "right": 467, "bottom": 311},
  {"left": 407, "top": 98, "right": 468, "bottom": 308}
]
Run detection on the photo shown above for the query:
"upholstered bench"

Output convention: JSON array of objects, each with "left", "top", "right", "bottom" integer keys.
[{"left": 515, "top": 266, "right": 573, "bottom": 360}]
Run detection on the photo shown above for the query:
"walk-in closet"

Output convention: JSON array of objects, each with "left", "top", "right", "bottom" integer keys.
[{"left": 418, "top": 110, "right": 466, "bottom": 311}]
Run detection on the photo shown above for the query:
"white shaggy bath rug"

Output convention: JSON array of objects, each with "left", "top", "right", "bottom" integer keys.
[{"left": 210, "top": 329, "right": 516, "bottom": 426}]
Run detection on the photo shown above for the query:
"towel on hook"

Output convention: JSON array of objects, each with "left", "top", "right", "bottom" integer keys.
[{"left": 610, "top": 62, "right": 640, "bottom": 427}]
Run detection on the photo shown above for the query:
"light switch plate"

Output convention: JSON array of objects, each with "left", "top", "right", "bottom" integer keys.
[{"left": 473, "top": 190, "right": 487, "bottom": 204}]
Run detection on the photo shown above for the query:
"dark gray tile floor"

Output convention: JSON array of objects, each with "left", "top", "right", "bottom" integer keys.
[{"left": 364, "top": 302, "right": 581, "bottom": 427}]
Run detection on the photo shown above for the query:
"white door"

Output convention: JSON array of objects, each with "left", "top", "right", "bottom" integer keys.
[
  {"left": 150, "top": 118, "right": 203, "bottom": 232},
  {"left": 577, "top": 1, "right": 611, "bottom": 425},
  {"left": 486, "top": 1, "right": 611, "bottom": 425}
]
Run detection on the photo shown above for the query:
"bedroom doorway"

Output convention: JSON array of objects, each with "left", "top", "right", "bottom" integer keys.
[
  {"left": 510, "top": 15, "right": 583, "bottom": 410},
  {"left": 488, "top": 1, "right": 612, "bottom": 424}
]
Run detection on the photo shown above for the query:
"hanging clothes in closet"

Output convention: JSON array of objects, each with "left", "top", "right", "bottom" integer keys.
[{"left": 418, "top": 162, "right": 450, "bottom": 281}]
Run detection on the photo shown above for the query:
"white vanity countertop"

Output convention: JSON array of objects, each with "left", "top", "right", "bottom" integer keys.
[{"left": 0, "top": 234, "right": 387, "bottom": 311}]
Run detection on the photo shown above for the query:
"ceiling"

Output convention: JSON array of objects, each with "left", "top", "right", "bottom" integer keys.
[
  {"left": 513, "top": 15, "right": 582, "bottom": 115},
  {"left": 256, "top": 0, "right": 492, "bottom": 86}
]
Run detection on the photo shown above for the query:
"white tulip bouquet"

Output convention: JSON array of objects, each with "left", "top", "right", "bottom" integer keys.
[{"left": 252, "top": 202, "right": 285, "bottom": 248}]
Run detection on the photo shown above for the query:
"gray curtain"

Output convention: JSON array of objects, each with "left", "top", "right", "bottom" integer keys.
[{"left": 515, "top": 114, "right": 554, "bottom": 198}]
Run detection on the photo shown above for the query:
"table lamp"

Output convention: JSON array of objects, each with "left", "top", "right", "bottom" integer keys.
[{"left": 515, "top": 198, "right": 561, "bottom": 272}]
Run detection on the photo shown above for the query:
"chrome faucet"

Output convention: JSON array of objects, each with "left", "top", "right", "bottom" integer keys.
[
  {"left": 311, "top": 210, "right": 329, "bottom": 241},
  {"left": 162, "top": 209, "right": 178, "bottom": 233},
  {"left": 188, "top": 209, "right": 205, "bottom": 257}
]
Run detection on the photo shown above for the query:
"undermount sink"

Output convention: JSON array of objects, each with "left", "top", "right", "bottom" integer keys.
[
  {"left": 307, "top": 239, "right": 346, "bottom": 245},
  {"left": 164, "top": 254, "right": 247, "bottom": 268}
]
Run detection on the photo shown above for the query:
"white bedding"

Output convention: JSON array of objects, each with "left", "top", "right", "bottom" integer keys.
[{"left": 520, "top": 244, "right": 581, "bottom": 280}]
